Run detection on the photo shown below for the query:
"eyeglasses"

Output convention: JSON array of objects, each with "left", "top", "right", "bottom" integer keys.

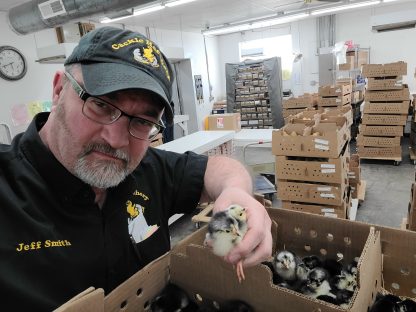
[{"left": 64, "top": 71, "right": 165, "bottom": 141}]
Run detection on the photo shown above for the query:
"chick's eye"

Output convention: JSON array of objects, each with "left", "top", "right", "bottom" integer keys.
[{"left": 225, "top": 229, "right": 230, "bottom": 233}]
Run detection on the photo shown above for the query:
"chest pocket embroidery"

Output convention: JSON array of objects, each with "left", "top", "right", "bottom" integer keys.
[{"left": 126, "top": 200, "right": 159, "bottom": 243}]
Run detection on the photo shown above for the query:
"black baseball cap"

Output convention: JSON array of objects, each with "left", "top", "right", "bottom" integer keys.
[{"left": 65, "top": 26, "right": 174, "bottom": 124}]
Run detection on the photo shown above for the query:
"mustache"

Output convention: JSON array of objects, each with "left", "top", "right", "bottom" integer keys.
[{"left": 81, "top": 143, "right": 130, "bottom": 163}]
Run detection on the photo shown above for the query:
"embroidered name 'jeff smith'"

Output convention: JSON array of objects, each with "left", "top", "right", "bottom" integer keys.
[{"left": 16, "top": 240, "right": 72, "bottom": 252}]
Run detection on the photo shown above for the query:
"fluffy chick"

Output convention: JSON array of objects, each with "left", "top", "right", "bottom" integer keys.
[
  {"left": 272, "top": 250, "right": 302, "bottom": 284},
  {"left": 204, "top": 204, "right": 247, "bottom": 283},
  {"left": 300, "top": 268, "right": 336, "bottom": 299}
]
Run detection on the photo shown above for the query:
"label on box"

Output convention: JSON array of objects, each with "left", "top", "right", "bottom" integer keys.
[
  {"left": 324, "top": 213, "right": 337, "bottom": 218},
  {"left": 321, "top": 208, "right": 335, "bottom": 213},
  {"left": 314, "top": 138, "right": 329, "bottom": 145},
  {"left": 336, "top": 88, "right": 341, "bottom": 92},
  {"left": 216, "top": 117, "right": 224, "bottom": 129},
  {"left": 321, "top": 164, "right": 336, "bottom": 169},
  {"left": 321, "top": 169, "right": 336, "bottom": 174},
  {"left": 320, "top": 193, "right": 336, "bottom": 198},
  {"left": 315, "top": 144, "right": 330, "bottom": 151},
  {"left": 336, "top": 99, "right": 341, "bottom": 103},
  {"left": 317, "top": 187, "right": 331, "bottom": 192}
]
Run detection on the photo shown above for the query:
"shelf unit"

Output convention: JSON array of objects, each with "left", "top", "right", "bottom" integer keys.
[{"left": 225, "top": 57, "right": 284, "bottom": 129}]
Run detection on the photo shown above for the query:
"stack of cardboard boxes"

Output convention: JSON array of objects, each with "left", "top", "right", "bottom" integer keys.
[
  {"left": 282, "top": 93, "right": 318, "bottom": 121},
  {"left": 272, "top": 108, "right": 352, "bottom": 218},
  {"left": 359, "top": 62, "right": 409, "bottom": 164},
  {"left": 318, "top": 84, "right": 352, "bottom": 109}
]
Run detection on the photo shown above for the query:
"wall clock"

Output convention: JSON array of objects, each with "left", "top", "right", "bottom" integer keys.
[{"left": 0, "top": 46, "right": 27, "bottom": 81}]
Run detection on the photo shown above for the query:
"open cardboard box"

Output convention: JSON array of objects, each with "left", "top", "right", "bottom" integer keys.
[
  {"left": 272, "top": 120, "right": 350, "bottom": 158},
  {"left": 56, "top": 208, "right": 384, "bottom": 312}
]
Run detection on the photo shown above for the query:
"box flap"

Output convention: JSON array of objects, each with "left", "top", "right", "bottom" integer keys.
[
  {"left": 53, "top": 287, "right": 104, "bottom": 312},
  {"left": 104, "top": 253, "right": 170, "bottom": 311}
]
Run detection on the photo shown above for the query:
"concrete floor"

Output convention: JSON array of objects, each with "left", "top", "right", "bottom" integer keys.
[{"left": 169, "top": 137, "right": 415, "bottom": 245}]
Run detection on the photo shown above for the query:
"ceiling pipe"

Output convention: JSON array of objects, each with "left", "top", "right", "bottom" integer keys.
[{"left": 8, "top": 0, "right": 155, "bottom": 35}]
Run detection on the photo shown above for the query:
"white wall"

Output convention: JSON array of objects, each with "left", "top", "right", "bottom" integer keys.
[
  {"left": 214, "top": 1, "right": 416, "bottom": 98},
  {"left": 0, "top": 12, "right": 63, "bottom": 137},
  {"left": 336, "top": 1, "right": 416, "bottom": 92}
]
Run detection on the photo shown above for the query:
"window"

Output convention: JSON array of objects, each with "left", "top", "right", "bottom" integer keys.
[{"left": 239, "top": 35, "right": 293, "bottom": 80}]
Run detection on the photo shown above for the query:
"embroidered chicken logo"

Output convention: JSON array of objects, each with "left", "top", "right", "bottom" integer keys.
[
  {"left": 126, "top": 200, "right": 139, "bottom": 219},
  {"left": 133, "top": 42, "right": 159, "bottom": 68}
]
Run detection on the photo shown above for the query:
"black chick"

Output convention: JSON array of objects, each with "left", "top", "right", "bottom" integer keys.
[
  {"left": 297, "top": 255, "right": 322, "bottom": 282},
  {"left": 219, "top": 300, "right": 254, "bottom": 312},
  {"left": 369, "top": 293, "right": 401, "bottom": 312},
  {"left": 299, "top": 268, "right": 336, "bottom": 299},
  {"left": 398, "top": 299, "right": 416, "bottom": 312},
  {"left": 150, "top": 283, "right": 198, "bottom": 312}
]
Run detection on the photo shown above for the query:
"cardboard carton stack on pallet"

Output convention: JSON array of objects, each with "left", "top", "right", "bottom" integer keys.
[
  {"left": 318, "top": 83, "right": 352, "bottom": 109},
  {"left": 358, "top": 62, "right": 409, "bottom": 165},
  {"left": 282, "top": 93, "right": 318, "bottom": 121},
  {"left": 272, "top": 109, "right": 352, "bottom": 218}
]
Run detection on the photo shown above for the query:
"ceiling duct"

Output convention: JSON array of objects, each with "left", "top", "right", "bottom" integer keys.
[
  {"left": 8, "top": 0, "right": 154, "bottom": 35},
  {"left": 371, "top": 11, "right": 416, "bottom": 33}
]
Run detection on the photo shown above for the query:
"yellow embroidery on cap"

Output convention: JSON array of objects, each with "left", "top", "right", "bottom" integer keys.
[
  {"left": 133, "top": 41, "right": 159, "bottom": 68},
  {"left": 111, "top": 37, "right": 144, "bottom": 50}
]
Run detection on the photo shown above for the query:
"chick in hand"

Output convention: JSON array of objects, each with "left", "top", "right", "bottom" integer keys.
[{"left": 204, "top": 204, "right": 248, "bottom": 283}]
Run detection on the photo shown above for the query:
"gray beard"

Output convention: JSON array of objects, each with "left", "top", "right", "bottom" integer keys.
[{"left": 74, "top": 143, "right": 130, "bottom": 188}]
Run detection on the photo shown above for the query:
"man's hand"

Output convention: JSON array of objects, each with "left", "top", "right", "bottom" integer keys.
[{"left": 213, "top": 187, "right": 272, "bottom": 267}]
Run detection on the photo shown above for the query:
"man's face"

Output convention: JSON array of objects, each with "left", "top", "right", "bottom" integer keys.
[{"left": 48, "top": 69, "right": 164, "bottom": 189}]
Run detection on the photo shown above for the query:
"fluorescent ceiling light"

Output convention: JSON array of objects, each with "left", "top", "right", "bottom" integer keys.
[
  {"left": 133, "top": 4, "right": 165, "bottom": 16},
  {"left": 383, "top": 0, "right": 401, "bottom": 2},
  {"left": 311, "top": 0, "right": 381, "bottom": 16},
  {"left": 203, "top": 12, "right": 310, "bottom": 36},
  {"left": 101, "top": 4, "right": 164, "bottom": 23},
  {"left": 165, "top": 0, "right": 198, "bottom": 7}
]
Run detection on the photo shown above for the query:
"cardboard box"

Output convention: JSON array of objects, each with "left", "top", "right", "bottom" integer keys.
[
  {"left": 363, "top": 101, "right": 409, "bottom": 115},
  {"left": 362, "top": 61, "right": 407, "bottom": 78},
  {"left": 339, "top": 56, "right": 355, "bottom": 71},
  {"left": 367, "top": 77, "right": 404, "bottom": 91},
  {"left": 319, "top": 84, "right": 352, "bottom": 97},
  {"left": 358, "top": 146, "right": 402, "bottom": 158},
  {"left": 318, "top": 93, "right": 351, "bottom": 107},
  {"left": 272, "top": 120, "right": 350, "bottom": 158},
  {"left": 275, "top": 144, "right": 349, "bottom": 184},
  {"left": 277, "top": 180, "right": 347, "bottom": 206},
  {"left": 282, "top": 94, "right": 318, "bottom": 109},
  {"left": 322, "top": 104, "right": 353, "bottom": 128},
  {"left": 281, "top": 200, "right": 348, "bottom": 218},
  {"left": 56, "top": 206, "right": 388, "bottom": 312},
  {"left": 359, "top": 125, "right": 404, "bottom": 137},
  {"left": 281, "top": 189, "right": 351, "bottom": 219},
  {"left": 347, "top": 50, "right": 369, "bottom": 66},
  {"left": 365, "top": 88, "right": 410, "bottom": 102},
  {"left": 282, "top": 108, "right": 307, "bottom": 118},
  {"left": 357, "top": 135, "right": 401, "bottom": 147},
  {"left": 361, "top": 114, "right": 407, "bottom": 126},
  {"left": 348, "top": 154, "right": 361, "bottom": 184},
  {"left": 207, "top": 113, "right": 241, "bottom": 131}
]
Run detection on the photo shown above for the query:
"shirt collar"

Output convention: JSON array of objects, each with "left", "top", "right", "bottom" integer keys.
[{"left": 19, "top": 112, "right": 136, "bottom": 207}]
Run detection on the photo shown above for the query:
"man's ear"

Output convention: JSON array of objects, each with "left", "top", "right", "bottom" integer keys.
[{"left": 52, "top": 71, "right": 65, "bottom": 104}]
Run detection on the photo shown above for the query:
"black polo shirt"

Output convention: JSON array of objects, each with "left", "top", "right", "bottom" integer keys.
[{"left": 0, "top": 112, "right": 208, "bottom": 311}]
